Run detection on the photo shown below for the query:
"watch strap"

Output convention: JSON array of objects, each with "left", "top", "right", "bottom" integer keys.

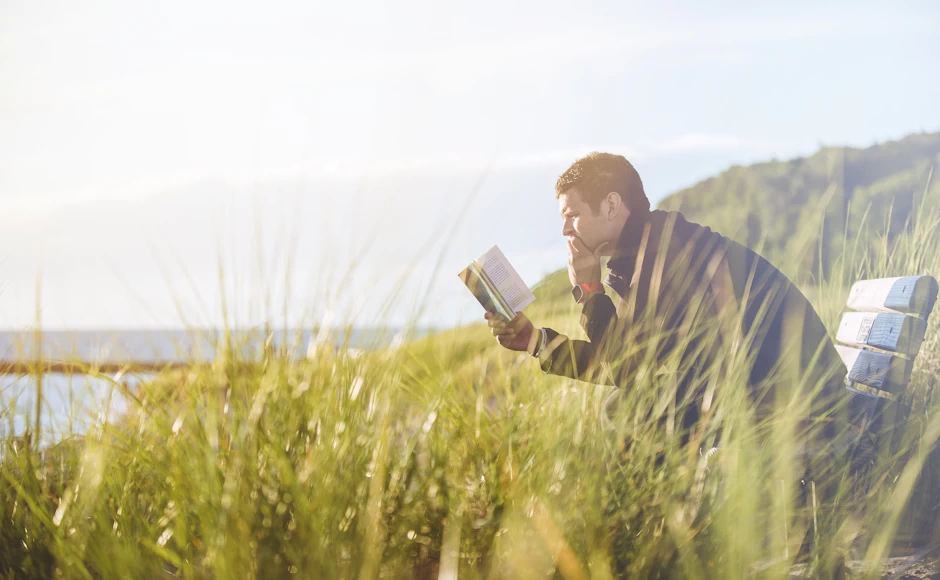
[{"left": 531, "top": 327, "right": 548, "bottom": 358}]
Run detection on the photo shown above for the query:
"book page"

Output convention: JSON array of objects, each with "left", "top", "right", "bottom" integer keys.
[
  {"left": 478, "top": 245, "right": 536, "bottom": 313},
  {"left": 457, "top": 263, "right": 514, "bottom": 321}
]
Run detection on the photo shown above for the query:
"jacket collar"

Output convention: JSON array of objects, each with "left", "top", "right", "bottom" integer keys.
[{"left": 606, "top": 206, "right": 652, "bottom": 279}]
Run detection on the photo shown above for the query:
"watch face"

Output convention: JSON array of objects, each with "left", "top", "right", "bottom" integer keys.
[{"left": 571, "top": 285, "right": 584, "bottom": 303}]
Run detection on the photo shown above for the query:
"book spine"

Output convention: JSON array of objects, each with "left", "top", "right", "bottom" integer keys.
[{"left": 475, "top": 262, "right": 515, "bottom": 320}]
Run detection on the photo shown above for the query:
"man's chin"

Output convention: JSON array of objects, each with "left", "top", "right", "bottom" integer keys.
[{"left": 591, "top": 241, "right": 614, "bottom": 257}]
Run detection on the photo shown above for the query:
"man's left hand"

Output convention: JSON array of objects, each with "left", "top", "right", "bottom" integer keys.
[{"left": 567, "top": 238, "right": 609, "bottom": 287}]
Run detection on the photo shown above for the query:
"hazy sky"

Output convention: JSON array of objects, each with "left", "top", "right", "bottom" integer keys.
[{"left": 2, "top": 0, "right": 939, "bottom": 330}]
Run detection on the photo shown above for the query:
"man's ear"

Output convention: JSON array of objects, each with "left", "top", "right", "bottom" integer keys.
[{"left": 606, "top": 191, "right": 623, "bottom": 219}]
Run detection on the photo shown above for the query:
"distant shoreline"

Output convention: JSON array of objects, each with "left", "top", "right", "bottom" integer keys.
[{"left": 0, "top": 326, "right": 440, "bottom": 365}]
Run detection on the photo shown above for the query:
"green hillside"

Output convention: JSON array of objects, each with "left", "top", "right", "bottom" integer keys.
[{"left": 658, "top": 131, "right": 940, "bottom": 282}]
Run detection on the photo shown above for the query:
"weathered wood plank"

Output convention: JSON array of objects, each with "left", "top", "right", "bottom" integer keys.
[
  {"left": 846, "top": 275, "right": 939, "bottom": 317},
  {"left": 836, "top": 345, "right": 913, "bottom": 394},
  {"left": 845, "top": 384, "right": 887, "bottom": 431},
  {"left": 836, "top": 312, "right": 929, "bottom": 356}
]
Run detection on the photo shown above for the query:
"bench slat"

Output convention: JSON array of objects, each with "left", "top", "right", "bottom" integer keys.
[
  {"left": 836, "top": 312, "right": 928, "bottom": 356},
  {"left": 846, "top": 275, "right": 939, "bottom": 317},
  {"left": 845, "top": 385, "right": 887, "bottom": 432},
  {"left": 836, "top": 345, "right": 913, "bottom": 394}
]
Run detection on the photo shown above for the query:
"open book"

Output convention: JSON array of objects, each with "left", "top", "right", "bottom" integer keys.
[{"left": 458, "top": 245, "right": 536, "bottom": 321}]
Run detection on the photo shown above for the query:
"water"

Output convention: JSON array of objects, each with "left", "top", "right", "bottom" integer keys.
[
  {"left": 0, "top": 327, "right": 430, "bottom": 445},
  {"left": 3, "top": 372, "right": 143, "bottom": 446}
]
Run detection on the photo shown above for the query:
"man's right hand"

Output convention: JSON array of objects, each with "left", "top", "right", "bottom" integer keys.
[{"left": 484, "top": 312, "right": 537, "bottom": 353}]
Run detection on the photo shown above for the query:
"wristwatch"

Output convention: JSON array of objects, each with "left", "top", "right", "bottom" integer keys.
[{"left": 572, "top": 282, "right": 604, "bottom": 304}]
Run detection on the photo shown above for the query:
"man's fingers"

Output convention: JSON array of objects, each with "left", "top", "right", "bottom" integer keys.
[
  {"left": 568, "top": 236, "right": 590, "bottom": 254},
  {"left": 491, "top": 327, "right": 515, "bottom": 336}
]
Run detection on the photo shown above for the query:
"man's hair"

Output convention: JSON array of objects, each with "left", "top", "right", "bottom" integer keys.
[{"left": 555, "top": 152, "right": 650, "bottom": 215}]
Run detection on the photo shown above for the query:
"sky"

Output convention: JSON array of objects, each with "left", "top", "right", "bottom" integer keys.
[{"left": 1, "top": 0, "right": 939, "bottom": 330}]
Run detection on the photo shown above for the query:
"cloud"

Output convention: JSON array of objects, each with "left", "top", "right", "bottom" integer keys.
[
  {"left": 210, "top": 133, "right": 760, "bottom": 180},
  {"left": 649, "top": 133, "right": 760, "bottom": 153},
  {"left": 0, "top": 171, "right": 210, "bottom": 218},
  {"left": 0, "top": 9, "right": 858, "bottom": 115},
  {"left": 0, "top": 132, "right": 762, "bottom": 217}
]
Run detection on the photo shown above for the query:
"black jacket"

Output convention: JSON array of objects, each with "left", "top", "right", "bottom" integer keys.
[{"left": 539, "top": 207, "right": 846, "bottom": 443}]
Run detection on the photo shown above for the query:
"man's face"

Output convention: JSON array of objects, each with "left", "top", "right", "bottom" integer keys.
[{"left": 558, "top": 188, "right": 611, "bottom": 253}]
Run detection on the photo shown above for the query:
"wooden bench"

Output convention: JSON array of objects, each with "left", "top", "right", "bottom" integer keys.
[
  {"left": 835, "top": 275, "right": 938, "bottom": 450},
  {"left": 757, "top": 276, "right": 939, "bottom": 576}
]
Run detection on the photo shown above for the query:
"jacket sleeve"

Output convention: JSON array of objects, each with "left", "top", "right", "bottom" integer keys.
[
  {"left": 538, "top": 244, "right": 676, "bottom": 389},
  {"left": 537, "top": 293, "right": 618, "bottom": 385}
]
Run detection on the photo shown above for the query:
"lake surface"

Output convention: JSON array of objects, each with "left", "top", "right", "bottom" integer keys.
[{"left": 0, "top": 327, "right": 430, "bottom": 445}]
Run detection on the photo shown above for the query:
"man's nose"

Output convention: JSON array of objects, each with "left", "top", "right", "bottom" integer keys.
[{"left": 562, "top": 220, "right": 573, "bottom": 236}]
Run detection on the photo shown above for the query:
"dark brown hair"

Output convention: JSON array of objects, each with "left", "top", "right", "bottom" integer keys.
[{"left": 555, "top": 152, "right": 649, "bottom": 214}]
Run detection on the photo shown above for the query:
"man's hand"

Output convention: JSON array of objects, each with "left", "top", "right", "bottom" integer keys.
[
  {"left": 485, "top": 312, "right": 537, "bottom": 353},
  {"left": 567, "top": 237, "right": 609, "bottom": 287}
]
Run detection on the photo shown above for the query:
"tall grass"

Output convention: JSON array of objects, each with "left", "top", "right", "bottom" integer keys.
[{"left": 2, "top": 200, "right": 940, "bottom": 579}]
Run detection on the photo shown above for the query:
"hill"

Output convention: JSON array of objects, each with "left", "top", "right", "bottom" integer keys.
[{"left": 658, "top": 131, "right": 940, "bottom": 281}]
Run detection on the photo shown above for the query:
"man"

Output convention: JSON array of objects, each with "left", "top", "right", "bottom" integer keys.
[{"left": 485, "top": 152, "right": 848, "bottom": 456}]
